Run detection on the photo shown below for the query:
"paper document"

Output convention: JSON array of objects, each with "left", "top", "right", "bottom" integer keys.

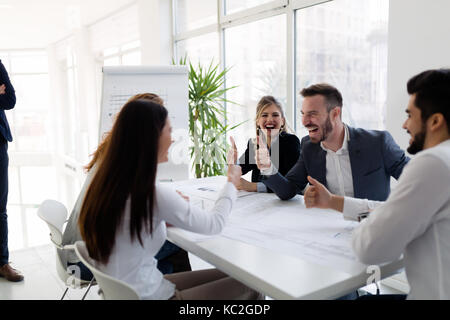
[
  {"left": 209, "top": 192, "right": 364, "bottom": 272},
  {"left": 173, "top": 176, "right": 256, "bottom": 201},
  {"left": 168, "top": 177, "right": 365, "bottom": 272}
]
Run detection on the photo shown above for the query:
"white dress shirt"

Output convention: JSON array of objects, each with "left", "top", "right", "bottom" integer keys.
[
  {"left": 320, "top": 125, "right": 382, "bottom": 220},
  {"left": 262, "top": 125, "right": 383, "bottom": 219},
  {"left": 352, "top": 139, "right": 450, "bottom": 299},
  {"left": 96, "top": 182, "right": 237, "bottom": 300},
  {"left": 320, "top": 125, "right": 354, "bottom": 196}
]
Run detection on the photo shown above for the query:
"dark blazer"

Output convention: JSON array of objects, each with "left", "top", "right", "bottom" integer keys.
[
  {"left": 239, "top": 132, "right": 300, "bottom": 192},
  {"left": 263, "top": 126, "right": 410, "bottom": 201},
  {"left": 0, "top": 60, "right": 15, "bottom": 142}
]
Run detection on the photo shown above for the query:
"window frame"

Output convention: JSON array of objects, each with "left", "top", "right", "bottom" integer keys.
[{"left": 172, "top": 0, "right": 330, "bottom": 132}]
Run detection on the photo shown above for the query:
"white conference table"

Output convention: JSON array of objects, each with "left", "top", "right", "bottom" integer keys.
[{"left": 166, "top": 177, "right": 403, "bottom": 300}]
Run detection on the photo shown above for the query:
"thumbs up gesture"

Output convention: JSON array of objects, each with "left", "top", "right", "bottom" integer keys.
[
  {"left": 227, "top": 136, "right": 238, "bottom": 165},
  {"left": 303, "top": 176, "right": 333, "bottom": 209},
  {"left": 255, "top": 135, "right": 271, "bottom": 170}
]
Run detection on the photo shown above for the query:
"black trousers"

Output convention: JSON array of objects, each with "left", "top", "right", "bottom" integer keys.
[{"left": 0, "top": 138, "right": 8, "bottom": 266}]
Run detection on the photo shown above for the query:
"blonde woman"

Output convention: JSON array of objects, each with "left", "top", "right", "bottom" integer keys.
[{"left": 229, "top": 96, "right": 300, "bottom": 192}]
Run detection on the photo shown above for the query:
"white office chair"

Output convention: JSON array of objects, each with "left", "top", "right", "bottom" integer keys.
[
  {"left": 73, "top": 241, "right": 140, "bottom": 300},
  {"left": 37, "top": 199, "right": 95, "bottom": 300}
]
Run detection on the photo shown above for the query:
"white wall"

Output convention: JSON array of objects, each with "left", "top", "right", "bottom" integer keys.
[{"left": 386, "top": 0, "right": 450, "bottom": 148}]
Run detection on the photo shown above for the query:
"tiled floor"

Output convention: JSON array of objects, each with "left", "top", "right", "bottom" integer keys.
[
  {"left": 1, "top": 243, "right": 214, "bottom": 300},
  {"left": 0, "top": 244, "right": 99, "bottom": 300},
  {"left": 1, "top": 244, "right": 405, "bottom": 300}
]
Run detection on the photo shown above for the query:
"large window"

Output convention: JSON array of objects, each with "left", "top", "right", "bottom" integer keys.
[
  {"left": 296, "top": 0, "right": 389, "bottom": 137},
  {"left": 1, "top": 51, "right": 52, "bottom": 153},
  {"left": 173, "top": 0, "right": 389, "bottom": 145},
  {"left": 175, "top": 32, "right": 220, "bottom": 67},
  {"left": 225, "top": 14, "right": 287, "bottom": 151},
  {"left": 102, "top": 40, "right": 141, "bottom": 67},
  {"left": 225, "top": 0, "right": 281, "bottom": 15},
  {"left": 1, "top": 2, "right": 142, "bottom": 251},
  {"left": 175, "top": 0, "right": 217, "bottom": 33}
]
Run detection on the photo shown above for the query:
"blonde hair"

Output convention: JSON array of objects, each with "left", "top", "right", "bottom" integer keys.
[{"left": 255, "top": 95, "right": 287, "bottom": 133}]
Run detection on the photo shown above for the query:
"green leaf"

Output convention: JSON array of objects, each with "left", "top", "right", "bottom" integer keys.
[{"left": 187, "top": 59, "right": 246, "bottom": 177}]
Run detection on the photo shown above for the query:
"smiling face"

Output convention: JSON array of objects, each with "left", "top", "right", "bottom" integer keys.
[
  {"left": 301, "top": 95, "right": 334, "bottom": 143},
  {"left": 403, "top": 94, "right": 426, "bottom": 155},
  {"left": 256, "top": 103, "right": 285, "bottom": 136},
  {"left": 158, "top": 118, "right": 173, "bottom": 163}
]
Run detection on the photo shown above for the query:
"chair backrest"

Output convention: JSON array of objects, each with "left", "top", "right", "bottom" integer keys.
[
  {"left": 74, "top": 241, "right": 140, "bottom": 300},
  {"left": 37, "top": 199, "right": 68, "bottom": 247},
  {"left": 37, "top": 200, "right": 92, "bottom": 289}
]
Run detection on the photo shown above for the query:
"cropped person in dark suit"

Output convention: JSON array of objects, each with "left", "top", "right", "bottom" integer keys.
[
  {"left": 257, "top": 84, "right": 410, "bottom": 221},
  {"left": 0, "top": 59, "right": 24, "bottom": 282},
  {"left": 228, "top": 96, "right": 300, "bottom": 192}
]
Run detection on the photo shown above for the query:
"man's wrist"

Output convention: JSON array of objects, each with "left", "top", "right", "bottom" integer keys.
[
  {"left": 256, "top": 182, "right": 267, "bottom": 192},
  {"left": 329, "top": 195, "right": 344, "bottom": 213}
]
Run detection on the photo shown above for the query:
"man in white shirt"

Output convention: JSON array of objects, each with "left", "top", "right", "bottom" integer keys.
[{"left": 305, "top": 69, "right": 450, "bottom": 299}]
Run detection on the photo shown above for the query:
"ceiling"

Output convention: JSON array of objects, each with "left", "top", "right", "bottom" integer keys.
[{"left": 0, "top": 0, "right": 135, "bottom": 49}]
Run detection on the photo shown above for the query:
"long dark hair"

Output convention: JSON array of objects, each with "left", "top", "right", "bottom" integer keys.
[
  {"left": 85, "top": 93, "right": 164, "bottom": 172},
  {"left": 79, "top": 99, "right": 168, "bottom": 264}
]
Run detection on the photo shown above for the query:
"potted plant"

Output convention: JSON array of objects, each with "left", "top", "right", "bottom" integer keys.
[{"left": 176, "top": 58, "right": 243, "bottom": 178}]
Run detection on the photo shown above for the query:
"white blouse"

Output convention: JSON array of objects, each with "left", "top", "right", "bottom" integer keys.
[{"left": 96, "top": 181, "right": 237, "bottom": 299}]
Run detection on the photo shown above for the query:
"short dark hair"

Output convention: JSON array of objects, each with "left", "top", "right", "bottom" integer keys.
[
  {"left": 407, "top": 69, "right": 450, "bottom": 133},
  {"left": 300, "top": 83, "right": 343, "bottom": 112}
]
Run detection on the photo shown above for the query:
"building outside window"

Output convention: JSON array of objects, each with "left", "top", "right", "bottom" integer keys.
[{"left": 173, "top": 0, "right": 389, "bottom": 149}]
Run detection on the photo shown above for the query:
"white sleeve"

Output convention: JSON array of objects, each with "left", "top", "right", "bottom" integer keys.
[
  {"left": 156, "top": 182, "right": 237, "bottom": 235},
  {"left": 352, "top": 154, "right": 450, "bottom": 265},
  {"left": 343, "top": 197, "right": 383, "bottom": 221}
]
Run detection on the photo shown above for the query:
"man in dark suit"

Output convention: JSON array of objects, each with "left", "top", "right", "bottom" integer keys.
[
  {"left": 0, "top": 59, "right": 24, "bottom": 282},
  {"left": 258, "top": 83, "right": 410, "bottom": 221}
]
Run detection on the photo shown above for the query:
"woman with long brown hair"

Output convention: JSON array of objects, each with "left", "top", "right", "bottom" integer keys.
[
  {"left": 78, "top": 99, "right": 261, "bottom": 300},
  {"left": 60, "top": 93, "right": 189, "bottom": 281}
]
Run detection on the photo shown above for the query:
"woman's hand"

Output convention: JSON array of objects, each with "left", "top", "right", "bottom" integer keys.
[{"left": 227, "top": 164, "right": 242, "bottom": 189}]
